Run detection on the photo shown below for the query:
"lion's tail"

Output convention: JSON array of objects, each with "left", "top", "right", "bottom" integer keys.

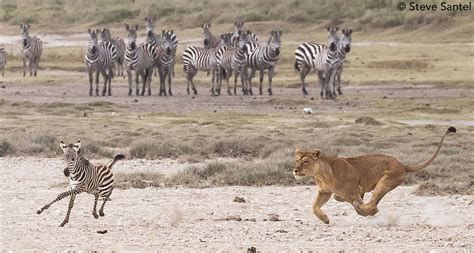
[{"left": 404, "top": 126, "right": 456, "bottom": 172}]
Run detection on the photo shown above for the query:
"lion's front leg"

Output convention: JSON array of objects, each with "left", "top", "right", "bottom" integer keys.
[{"left": 312, "top": 191, "right": 332, "bottom": 224}]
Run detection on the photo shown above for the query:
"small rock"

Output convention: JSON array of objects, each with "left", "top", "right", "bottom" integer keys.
[
  {"left": 82, "top": 111, "right": 88, "bottom": 117},
  {"left": 97, "top": 230, "right": 107, "bottom": 234},
  {"left": 213, "top": 110, "right": 217, "bottom": 113},
  {"left": 233, "top": 196, "right": 246, "bottom": 203},
  {"left": 268, "top": 213, "right": 281, "bottom": 222},
  {"left": 133, "top": 99, "right": 138, "bottom": 102},
  {"left": 224, "top": 215, "right": 242, "bottom": 221},
  {"left": 1, "top": 85, "right": 5, "bottom": 89},
  {"left": 276, "top": 229, "right": 288, "bottom": 233},
  {"left": 244, "top": 218, "right": 256, "bottom": 222},
  {"left": 355, "top": 116, "right": 382, "bottom": 126},
  {"left": 247, "top": 246, "right": 257, "bottom": 253},
  {"left": 310, "top": 97, "right": 315, "bottom": 100}
]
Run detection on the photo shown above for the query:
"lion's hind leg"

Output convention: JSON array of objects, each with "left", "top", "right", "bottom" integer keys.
[{"left": 352, "top": 174, "right": 404, "bottom": 216}]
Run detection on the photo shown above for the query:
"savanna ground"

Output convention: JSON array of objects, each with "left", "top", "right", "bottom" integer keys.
[{"left": 0, "top": 0, "right": 473, "bottom": 251}]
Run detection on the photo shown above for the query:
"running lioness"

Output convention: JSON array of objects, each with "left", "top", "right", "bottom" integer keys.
[{"left": 293, "top": 127, "right": 456, "bottom": 224}]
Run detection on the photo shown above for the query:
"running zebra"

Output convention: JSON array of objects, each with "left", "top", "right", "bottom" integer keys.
[
  {"left": 20, "top": 24, "right": 42, "bottom": 77},
  {"left": 84, "top": 29, "right": 117, "bottom": 96},
  {"left": 37, "top": 139, "right": 125, "bottom": 227},
  {"left": 216, "top": 30, "right": 251, "bottom": 95},
  {"left": 183, "top": 33, "right": 233, "bottom": 95},
  {"left": 332, "top": 28, "right": 352, "bottom": 97},
  {"left": 244, "top": 30, "right": 283, "bottom": 96},
  {"left": 202, "top": 23, "right": 221, "bottom": 49},
  {"left": 294, "top": 27, "right": 339, "bottom": 98},
  {"left": 101, "top": 29, "right": 126, "bottom": 77},
  {"left": 154, "top": 30, "right": 176, "bottom": 96},
  {"left": 124, "top": 23, "right": 157, "bottom": 96},
  {"left": 0, "top": 48, "right": 6, "bottom": 76}
]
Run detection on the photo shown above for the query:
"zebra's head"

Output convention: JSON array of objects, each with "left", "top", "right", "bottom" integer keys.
[
  {"left": 145, "top": 16, "right": 154, "bottom": 33},
  {"left": 220, "top": 33, "right": 233, "bottom": 48},
  {"left": 326, "top": 27, "right": 339, "bottom": 52},
  {"left": 59, "top": 139, "right": 82, "bottom": 175},
  {"left": 125, "top": 23, "right": 139, "bottom": 50},
  {"left": 87, "top": 29, "right": 99, "bottom": 52},
  {"left": 99, "top": 28, "right": 110, "bottom": 43},
  {"left": 20, "top": 24, "right": 31, "bottom": 41},
  {"left": 202, "top": 23, "right": 211, "bottom": 34},
  {"left": 340, "top": 28, "right": 353, "bottom": 53},
  {"left": 268, "top": 30, "right": 283, "bottom": 55},
  {"left": 233, "top": 21, "right": 244, "bottom": 37},
  {"left": 161, "top": 30, "right": 173, "bottom": 54}
]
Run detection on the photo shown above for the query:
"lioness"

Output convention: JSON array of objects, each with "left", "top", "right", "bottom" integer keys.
[{"left": 294, "top": 127, "right": 456, "bottom": 224}]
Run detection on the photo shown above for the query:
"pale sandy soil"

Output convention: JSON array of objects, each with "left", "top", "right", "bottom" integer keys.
[{"left": 0, "top": 157, "right": 473, "bottom": 252}]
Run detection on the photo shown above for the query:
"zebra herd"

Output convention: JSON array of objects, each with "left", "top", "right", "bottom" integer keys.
[{"left": 2, "top": 22, "right": 353, "bottom": 99}]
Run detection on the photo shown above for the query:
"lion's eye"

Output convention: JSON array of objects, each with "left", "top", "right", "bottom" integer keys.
[{"left": 302, "top": 160, "right": 308, "bottom": 164}]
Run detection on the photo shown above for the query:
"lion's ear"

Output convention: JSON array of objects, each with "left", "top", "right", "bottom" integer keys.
[
  {"left": 294, "top": 148, "right": 302, "bottom": 158},
  {"left": 311, "top": 149, "right": 321, "bottom": 158}
]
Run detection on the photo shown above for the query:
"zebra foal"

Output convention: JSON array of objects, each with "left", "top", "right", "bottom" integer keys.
[{"left": 37, "top": 139, "right": 125, "bottom": 227}]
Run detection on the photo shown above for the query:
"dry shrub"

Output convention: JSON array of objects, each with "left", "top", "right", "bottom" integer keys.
[
  {"left": 114, "top": 171, "right": 165, "bottom": 189},
  {"left": 0, "top": 139, "right": 15, "bottom": 157},
  {"left": 129, "top": 140, "right": 196, "bottom": 159}
]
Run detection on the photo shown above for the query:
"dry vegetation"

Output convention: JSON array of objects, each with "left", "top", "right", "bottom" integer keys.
[{"left": 0, "top": 0, "right": 473, "bottom": 196}]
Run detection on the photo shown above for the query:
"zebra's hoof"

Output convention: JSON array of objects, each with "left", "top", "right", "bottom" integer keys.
[
  {"left": 259, "top": 89, "right": 263, "bottom": 96},
  {"left": 108, "top": 92, "right": 112, "bottom": 96},
  {"left": 228, "top": 90, "right": 232, "bottom": 96},
  {"left": 169, "top": 91, "right": 173, "bottom": 96},
  {"left": 268, "top": 89, "right": 273, "bottom": 96},
  {"left": 37, "top": 210, "right": 42, "bottom": 214},
  {"left": 93, "top": 213, "right": 99, "bottom": 219},
  {"left": 89, "top": 91, "right": 93, "bottom": 96},
  {"left": 99, "top": 211, "right": 105, "bottom": 217},
  {"left": 249, "top": 90, "right": 254, "bottom": 96},
  {"left": 59, "top": 221, "right": 67, "bottom": 227},
  {"left": 337, "top": 89, "right": 343, "bottom": 95},
  {"left": 302, "top": 89, "right": 309, "bottom": 96}
]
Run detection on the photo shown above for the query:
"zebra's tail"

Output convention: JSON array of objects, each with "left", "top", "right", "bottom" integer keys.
[
  {"left": 294, "top": 60, "right": 299, "bottom": 72},
  {"left": 109, "top": 154, "right": 125, "bottom": 168}
]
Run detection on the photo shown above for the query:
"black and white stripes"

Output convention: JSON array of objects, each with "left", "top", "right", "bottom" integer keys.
[
  {"left": 20, "top": 24, "right": 42, "bottom": 77},
  {"left": 84, "top": 29, "right": 117, "bottom": 96},
  {"left": 124, "top": 23, "right": 157, "bottom": 96},
  {"left": 244, "top": 30, "right": 283, "bottom": 96},
  {"left": 37, "top": 139, "right": 125, "bottom": 227}
]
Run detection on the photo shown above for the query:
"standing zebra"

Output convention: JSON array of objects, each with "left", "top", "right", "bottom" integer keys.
[
  {"left": 37, "top": 139, "right": 125, "bottom": 227},
  {"left": 294, "top": 27, "right": 339, "bottom": 98},
  {"left": 144, "top": 17, "right": 178, "bottom": 81},
  {"left": 202, "top": 23, "right": 221, "bottom": 49},
  {"left": 332, "top": 28, "right": 352, "bottom": 97},
  {"left": 84, "top": 29, "right": 117, "bottom": 96},
  {"left": 124, "top": 24, "right": 157, "bottom": 96},
  {"left": 101, "top": 29, "right": 126, "bottom": 77},
  {"left": 216, "top": 30, "right": 251, "bottom": 95},
  {"left": 154, "top": 30, "right": 175, "bottom": 96},
  {"left": 183, "top": 33, "right": 233, "bottom": 95},
  {"left": 0, "top": 48, "right": 6, "bottom": 76},
  {"left": 20, "top": 24, "right": 42, "bottom": 77},
  {"left": 244, "top": 30, "right": 283, "bottom": 96}
]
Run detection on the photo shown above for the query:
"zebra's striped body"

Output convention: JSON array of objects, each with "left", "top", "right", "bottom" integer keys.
[
  {"left": 125, "top": 24, "right": 157, "bottom": 96},
  {"left": 20, "top": 24, "right": 42, "bottom": 77},
  {"left": 154, "top": 31, "right": 176, "bottom": 96},
  {"left": 331, "top": 28, "right": 352, "bottom": 97},
  {"left": 0, "top": 48, "right": 6, "bottom": 77},
  {"left": 183, "top": 34, "right": 232, "bottom": 95},
  {"left": 294, "top": 27, "right": 339, "bottom": 98},
  {"left": 37, "top": 139, "right": 125, "bottom": 227},
  {"left": 244, "top": 30, "right": 282, "bottom": 96},
  {"left": 101, "top": 29, "right": 126, "bottom": 77},
  {"left": 216, "top": 30, "right": 251, "bottom": 95},
  {"left": 85, "top": 29, "right": 117, "bottom": 96}
]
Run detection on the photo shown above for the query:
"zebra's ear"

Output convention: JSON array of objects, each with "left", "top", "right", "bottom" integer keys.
[
  {"left": 170, "top": 30, "right": 174, "bottom": 34},
  {"left": 26, "top": 24, "right": 30, "bottom": 29},
  {"left": 73, "top": 139, "right": 81, "bottom": 152},
  {"left": 342, "top": 29, "right": 346, "bottom": 33},
  {"left": 134, "top": 24, "right": 139, "bottom": 31},
  {"left": 124, "top": 23, "right": 130, "bottom": 31},
  {"left": 335, "top": 27, "right": 339, "bottom": 31},
  {"left": 59, "top": 140, "right": 67, "bottom": 153},
  {"left": 87, "top": 28, "right": 91, "bottom": 34},
  {"left": 349, "top": 29, "right": 353, "bottom": 34},
  {"left": 327, "top": 27, "right": 330, "bottom": 32},
  {"left": 279, "top": 30, "right": 283, "bottom": 36},
  {"left": 20, "top": 24, "right": 23, "bottom": 29}
]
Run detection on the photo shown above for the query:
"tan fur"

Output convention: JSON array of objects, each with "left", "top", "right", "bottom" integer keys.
[{"left": 293, "top": 127, "right": 456, "bottom": 224}]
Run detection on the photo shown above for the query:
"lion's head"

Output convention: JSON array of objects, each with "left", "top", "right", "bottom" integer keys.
[{"left": 294, "top": 148, "right": 321, "bottom": 180}]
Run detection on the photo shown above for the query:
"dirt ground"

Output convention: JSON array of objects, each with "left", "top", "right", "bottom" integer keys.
[{"left": 0, "top": 157, "right": 473, "bottom": 251}]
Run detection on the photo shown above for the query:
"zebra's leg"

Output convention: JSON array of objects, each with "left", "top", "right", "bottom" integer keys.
[
  {"left": 95, "top": 70, "right": 100, "bottom": 96},
  {"left": 37, "top": 188, "right": 78, "bottom": 214},
  {"left": 98, "top": 198, "right": 108, "bottom": 217},
  {"left": 162, "top": 71, "right": 168, "bottom": 96},
  {"left": 158, "top": 69, "right": 165, "bottom": 96},
  {"left": 327, "top": 69, "right": 337, "bottom": 100},
  {"left": 337, "top": 66, "right": 343, "bottom": 95},
  {"left": 233, "top": 70, "right": 239, "bottom": 96},
  {"left": 101, "top": 69, "right": 108, "bottom": 96},
  {"left": 140, "top": 71, "right": 147, "bottom": 96},
  {"left": 248, "top": 69, "right": 254, "bottom": 96},
  {"left": 147, "top": 68, "right": 152, "bottom": 96},
  {"left": 210, "top": 68, "right": 216, "bottom": 96},
  {"left": 92, "top": 194, "right": 99, "bottom": 219},
  {"left": 240, "top": 69, "right": 247, "bottom": 95},
  {"left": 22, "top": 57, "right": 26, "bottom": 77},
  {"left": 127, "top": 70, "right": 133, "bottom": 96},
  {"left": 227, "top": 69, "right": 233, "bottom": 96},
  {"left": 318, "top": 72, "right": 325, "bottom": 98},
  {"left": 258, "top": 69, "right": 264, "bottom": 96},
  {"left": 60, "top": 194, "right": 76, "bottom": 227},
  {"left": 136, "top": 71, "right": 141, "bottom": 96},
  {"left": 29, "top": 59, "right": 33, "bottom": 76},
  {"left": 167, "top": 70, "right": 173, "bottom": 96},
  {"left": 108, "top": 68, "right": 113, "bottom": 96},
  {"left": 300, "top": 67, "right": 310, "bottom": 96},
  {"left": 88, "top": 70, "right": 93, "bottom": 96},
  {"left": 268, "top": 67, "right": 274, "bottom": 96}
]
